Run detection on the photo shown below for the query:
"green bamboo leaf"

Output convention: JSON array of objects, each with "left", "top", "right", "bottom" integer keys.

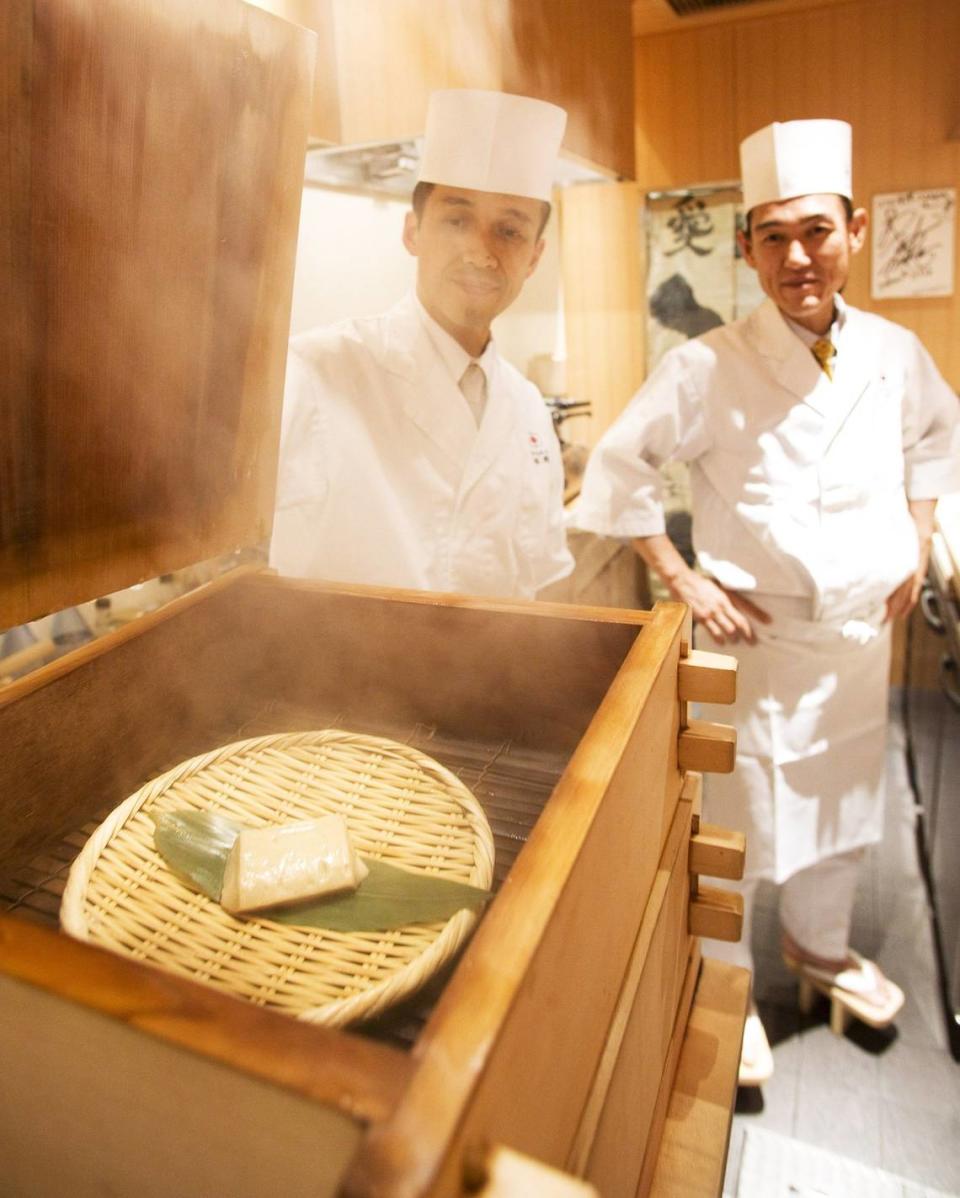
[
  {"left": 152, "top": 809, "right": 238, "bottom": 899},
  {"left": 152, "top": 810, "right": 489, "bottom": 932},
  {"left": 268, "top": 857, "right": 489, "bottom": 932}
]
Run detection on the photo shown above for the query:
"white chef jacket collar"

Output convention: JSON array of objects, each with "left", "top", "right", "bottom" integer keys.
[
  {"left": 413, "top": 294, "right": 497, "bottom": 385},
  {"left": 783, "top": 293, "right": 848, "bottom": 351}
]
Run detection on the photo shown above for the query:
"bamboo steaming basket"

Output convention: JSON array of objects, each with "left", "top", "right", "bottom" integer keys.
[{"left": 60, "top": 729, "right": 495, "bottom": 1027}]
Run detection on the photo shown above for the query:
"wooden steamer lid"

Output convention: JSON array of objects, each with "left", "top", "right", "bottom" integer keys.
[{"left": 0, "top": 0, "right": 316, "bottom": 631}]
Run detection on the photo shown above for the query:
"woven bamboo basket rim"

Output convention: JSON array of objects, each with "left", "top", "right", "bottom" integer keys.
[{"left": 61, "top": 729, "right": 495, "bottom": 1027}]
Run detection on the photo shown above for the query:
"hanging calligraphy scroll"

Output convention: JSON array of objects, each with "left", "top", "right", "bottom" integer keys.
[{"left": 645, "top": 187, "right": 764, "bottom": 371}]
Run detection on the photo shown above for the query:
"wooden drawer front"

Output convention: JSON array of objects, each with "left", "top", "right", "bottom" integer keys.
[{"left": 580, "top": 790, "right": 694, "bottom": 1195}]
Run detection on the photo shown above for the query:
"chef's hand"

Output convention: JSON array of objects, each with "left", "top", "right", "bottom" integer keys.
[
  {"left": 632, "top": 533, "right": 770, "bottom": 644},
  {"left": 672, "top": 571, "right": 770, "bottom": 644},
  {"left": 886, "top": 498, "right": 936, "bottom": 622}
]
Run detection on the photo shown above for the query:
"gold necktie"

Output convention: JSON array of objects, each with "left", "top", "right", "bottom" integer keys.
[{"left": 811, "top": 338, "right": 836, "bottom": 381}]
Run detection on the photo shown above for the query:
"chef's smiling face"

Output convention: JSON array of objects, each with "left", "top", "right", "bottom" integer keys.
[
  {"left": 738, "top": 193, "right": 867, "bottom": 335},
  {"left": 403, "top": 185, "right": 546, "bottom": 356}
]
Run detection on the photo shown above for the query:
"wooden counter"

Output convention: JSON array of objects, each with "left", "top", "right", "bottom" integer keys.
[{"left": 936, "top": 494, "right": 960, "bottom": 602}]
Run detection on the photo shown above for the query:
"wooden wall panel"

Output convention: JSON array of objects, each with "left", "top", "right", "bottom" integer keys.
[
  {"left": 504, "top": 0, "right": 635, "bottom": 180},
  {"left": 263, "top": 0, "right": 635, "bottom": 176},
  {"left": 634, "top": 23, "right": 738, "bottom": 190},
  {"left": 330, "top": 0, "right": 508, "bottom": 145},
  {"left": 633, "top": 0, "right": 960, "bottom": 388},
  {"left": 559, "top": 182, "right": 647, "bottom": 448}
]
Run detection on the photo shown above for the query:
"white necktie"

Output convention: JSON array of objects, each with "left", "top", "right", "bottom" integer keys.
[{"left": 459, "top": 362, "right": 487, "bottom": 426}]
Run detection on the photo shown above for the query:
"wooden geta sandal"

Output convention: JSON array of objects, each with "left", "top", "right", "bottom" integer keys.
[
  {"left": 783, "top": 946, "right": 904, "bottom": 1036},
  {"left": 738, "top": 1004, "right": 774, "bottom": 1087}
]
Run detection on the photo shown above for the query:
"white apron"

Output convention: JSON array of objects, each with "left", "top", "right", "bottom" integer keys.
[
  {"left": 697, "top": 596, "right": 892, "bottom": 882},
  {"left": 573, "top": 298, "right": 960, "bottom": 883}
]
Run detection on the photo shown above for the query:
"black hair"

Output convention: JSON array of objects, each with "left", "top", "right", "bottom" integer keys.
[
  {"left": 743, "top": 194, "right": 855, "bottom": 238},
  {"left": 411, "top": 180, "right": 551, "bottom": 238}
]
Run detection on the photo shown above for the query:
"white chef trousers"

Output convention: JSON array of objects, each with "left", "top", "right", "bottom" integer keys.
[{"left": 703, "top": 846, "right": 865, "bottom": 972}]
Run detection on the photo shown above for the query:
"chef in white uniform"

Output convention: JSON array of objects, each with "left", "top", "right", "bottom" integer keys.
[
  {"left": 269, "top": 89, "right": 573, "bottom": 599},
  {"left": 573, "top": 119, "right": 960, "bottom": 1082}
]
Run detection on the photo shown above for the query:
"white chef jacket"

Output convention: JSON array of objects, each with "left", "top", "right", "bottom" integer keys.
[
  {"left": 269, "top": 293, "right": 573, "bottom": 599},
  {"left": 574, "top": 297, "right": 960, "bottom": 880}
]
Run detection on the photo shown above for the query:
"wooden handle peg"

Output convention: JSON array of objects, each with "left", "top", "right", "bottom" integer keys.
[
  {"left": 689, "top": 823, "right": 745, "bottom": 881},
  {"left": 468, "top": 1145, "right": 599, "bottom": 1196},
  {"left": 678, "top": 719, "right": 736, "bottom": 774},
  {"left": 678, "top": 649, "right": 737, "bottom": 705},
  {"left": 689, "top": 885, "right": 743, "bottom": 942}
]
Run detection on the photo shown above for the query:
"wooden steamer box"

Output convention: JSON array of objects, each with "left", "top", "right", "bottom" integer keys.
[{"left": 0, "top": 2, "right": 749, "bottom": 1194}]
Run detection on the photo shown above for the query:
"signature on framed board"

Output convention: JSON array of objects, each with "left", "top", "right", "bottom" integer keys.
[{"left": 872, "top": 189, "right": 955, "bottom": 299}]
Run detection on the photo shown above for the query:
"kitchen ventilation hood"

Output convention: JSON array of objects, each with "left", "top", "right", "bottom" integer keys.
[{"left": 304, "top": 138, "right": 609, "bottom": 197}]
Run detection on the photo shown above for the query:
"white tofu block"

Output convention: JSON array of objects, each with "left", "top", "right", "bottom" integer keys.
[{"left": 220, "top": 814, "right": 369, "bottom": 915}]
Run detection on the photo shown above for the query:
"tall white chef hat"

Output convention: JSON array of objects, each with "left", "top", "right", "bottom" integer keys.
[
  {"left": 740, "top": 119, "right": 852, "bottom": 214},
  {"left": 417, "top": 89, "right": 567, "bottom": 204}
]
